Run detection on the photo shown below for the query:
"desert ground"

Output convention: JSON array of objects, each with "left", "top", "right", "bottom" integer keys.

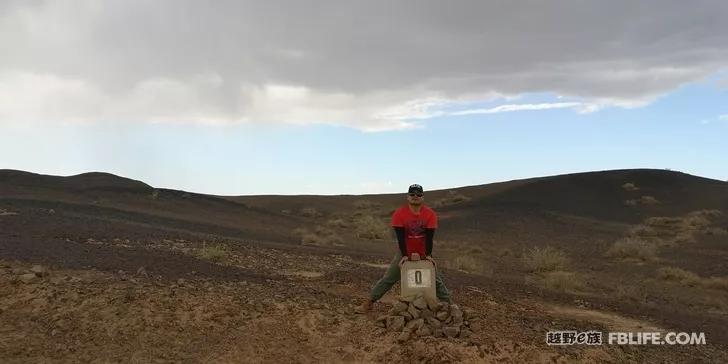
[{"left": 1, "top": 168, "right": 727, "bottom": 363}]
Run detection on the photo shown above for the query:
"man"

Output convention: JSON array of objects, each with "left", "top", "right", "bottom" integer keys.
[{"left": 356, "top": 184, "right": 450, "bottom": 313}]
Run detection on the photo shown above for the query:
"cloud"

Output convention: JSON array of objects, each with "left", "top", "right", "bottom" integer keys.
[
  {"left": 720, "top": 114, "right": 728, "bottom": 121},
  {"left": 450, "top": 102, "right": 583, "bottom": 115},
  {"left": 1, "top": 0, "right": 727, "bottom": 130}
]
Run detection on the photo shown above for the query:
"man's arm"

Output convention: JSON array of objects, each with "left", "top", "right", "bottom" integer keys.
[
  {"left": 425, "top": 228, "right": 435, "bottom": 256},
  {"left": 394, "top": 227, "right": 407, "bottom": 256}
]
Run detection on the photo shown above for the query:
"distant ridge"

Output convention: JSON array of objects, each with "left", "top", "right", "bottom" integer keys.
[{"left": 0, "top": 169, "right": 151, "bottom": 192}]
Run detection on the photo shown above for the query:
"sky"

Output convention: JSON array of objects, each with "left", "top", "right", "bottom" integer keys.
[{"left": 1, "top": 1, "right": 726, "bottom": 195}]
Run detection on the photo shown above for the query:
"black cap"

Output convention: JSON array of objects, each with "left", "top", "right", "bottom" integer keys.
[{"left": 408, "top": 184, "right": 423, "bottom": 194}]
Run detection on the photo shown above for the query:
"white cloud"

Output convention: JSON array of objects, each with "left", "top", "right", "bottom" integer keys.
[
  {"left": 1, "top": 1, "right": 727, "bottom": 131},
  {"left": 720, "top": 114, "right": 728, "bottom": 121},
  {"left": 451, "top": 102, "right": 582, "bottom": 115}
]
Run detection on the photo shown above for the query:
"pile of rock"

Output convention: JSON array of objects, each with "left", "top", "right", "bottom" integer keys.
[{"left": 374, "top": 293, "right": 476, "bottom": 342}]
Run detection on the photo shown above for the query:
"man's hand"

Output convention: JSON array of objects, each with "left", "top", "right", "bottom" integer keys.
[
  {"left": 398, "top": 256, "right": 409, "bottom": 267},
  {"left": 424, "top": 255, "right": 437, "bottom": 268}
]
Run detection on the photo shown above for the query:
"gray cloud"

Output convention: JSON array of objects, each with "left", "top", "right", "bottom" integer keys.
[{"left": 1, "top": 0, "right": 727, "bottom": 130}]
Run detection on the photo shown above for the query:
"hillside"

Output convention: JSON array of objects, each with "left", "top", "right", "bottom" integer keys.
[{"left": 1, "top": 168, "right": 727, "bottom": 363}]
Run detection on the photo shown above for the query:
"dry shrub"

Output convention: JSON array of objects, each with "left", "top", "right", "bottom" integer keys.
[
  {"left": 293, "top": 226, "right": 343, "bottom": 246},
  {"left": 498, "top": 248, "right": 513, "bottom": 257},
  {"left": 621, "top": 182, "right": 639, "bottom": 191},
  {"left": 468, "top": 246, "right": 485, "bottom": 255},
  {"left": 657, "top": 267, "right": 701, "bottom": 287},
  {"left": 607, "top": 237, "right": 657, "bottom": 261},
  {"left": 645, "top": 217, "right": 683, "bottom": 228},
  {"left": 657, "top": 267, "right": 728, "bottom": 292},
  {"left": 640, "top": 196, "right": 660, "bottom": 205},
  {"left": 197, "top": 243, "right": 228, "bottom": 262},
  {"left": 522, "top": 246, "right": 569, "bottom": 272},
  {"left": 688, "top": 209, "right": 722, "bottom": 218},
  {"left": 669, "top": 231, "right": 696, "bottom": 244},
  {"left": 353, "top": 200, "right": 381, "bottom": 210},
  {"left": 299, "top": 207, "right": 323, "bottom": 218},
  {"left": 628, "top": 224, "right": 656, "bottom": 237},
  {"left": 353, "top": 215, "right": 390, "bottom": 240},
  {"left": 703, "top": 277, "right": 728, "bottom": 292},
  {"left": 698, "top": 295, "right": 728, "bottom": 311},
  {"left": 682, "top": 215, "right": 711, "bottom": 230},
  {"left": 449, "top": 255, "right": 484, "bottom": 274},
  {"left": 432, "top": 190, "right": 471, "bottom": 208},
  {"left": 614, "top": 284, "right": 648, "bottom": 304},
  {"left": 438, "top": 239, "right": 465, "bottom": 250},
  {"left": 703, "top": 227, "right": 728, "bottom": 236},
  {"left": 326, "top": 218, "right": 348, "bottom": 228},
  {"left": 638, "top": 210, "right": 725, "bottom": 246},
  {"left": 542, "top": 271, "right": 585, "bottom": 293}
]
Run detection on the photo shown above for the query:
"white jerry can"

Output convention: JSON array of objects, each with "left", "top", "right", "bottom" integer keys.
[{"left": 400, "top": 256, "right": 436, "bottom": 302}]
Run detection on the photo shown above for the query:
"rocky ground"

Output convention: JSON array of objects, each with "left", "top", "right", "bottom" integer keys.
[{"left": 2, "top": 237, "right": 726, "bottom": 363}]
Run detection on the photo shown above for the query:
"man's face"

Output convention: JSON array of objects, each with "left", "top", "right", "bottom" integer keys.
[{"left": 407, "top": 192, "right": 424, "bottom": 206}]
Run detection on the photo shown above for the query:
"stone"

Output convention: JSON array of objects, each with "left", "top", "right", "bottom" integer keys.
[
  {"left": 432, "top": 328, "right": 444, "bottom": 338},
  {"left": 412, "top": 296, "right": 428, "bottom": 310},
  {"left": 177, "top": 278, "right": 186, "bottom": 285},
  {"left": 389, "top": 302, "right": 408, "bottom": 314},
  {"left": 416, "top": 326, "right": 432, "bottom": 337},
  {"left": 387, "top": 316, "right": 405, "bottom": 332},
  {"left": 435, "top": 310, "right": 449, "bottom": 321},
  {"left": 420, "top": 309, "right": 434, "bottom": 319},
  {"left": 376, "top": 315, "right": 388, "bottom": 324},
  {"left": 452, "top": 315, "right": 464, "bottom": 325},
  {"left": 401, "top": 311, "right": 413, "bottom": 321},
  {"left": 463, "top": 308, "right": 475, "bottom": 320},
  {"left": 407, "top": 304, "right": 420, "bottom": 319},
  {"left": 469, "top": 321, "right": 482, "bottom": 332},
  {"left": 426, "top": 317, "right": 442, "bottom": 329},
  {"left": 396, "top": 330, "right": 411, "bottom": 343},
  {"left": 443, "top": 326, "right": 459, "bottom": 338},
  {"left": 19, "top": 273, "right": 37, "bottom": 284},
  {"left": 450, "top": 304, "right": 463, "bottom": 319},
  {"left": 459, "top": 329, "right": 473, "bottom": 339},
  {"left": 136, "top": 267, "right": 148, "bottom": 277},
  {"left": 30, "top": 265, "right": 49, "bottom": 277},
  {"left": 405, "top": 318, "right": 425, "bottom": 332},
  {"left": 426, "top": 297, "right": 440, "bottom": 311}
]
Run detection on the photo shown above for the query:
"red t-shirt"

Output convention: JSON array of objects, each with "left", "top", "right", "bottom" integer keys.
[{"left": 391, "top": 204, "right": 438, "bottom": 258}]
